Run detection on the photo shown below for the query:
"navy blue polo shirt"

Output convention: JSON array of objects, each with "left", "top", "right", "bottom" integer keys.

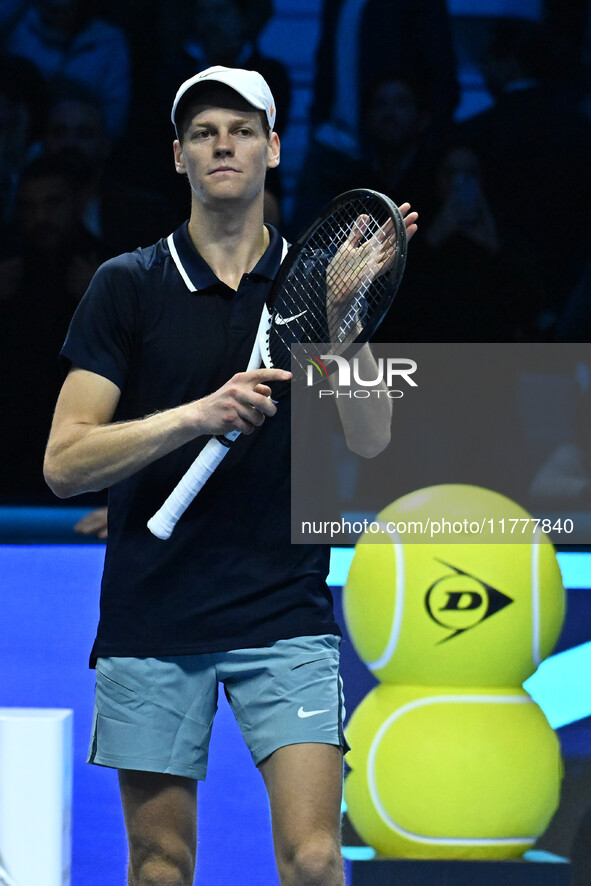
[{"left": 61, "top": 222, "right": 337, "bottom": 664}]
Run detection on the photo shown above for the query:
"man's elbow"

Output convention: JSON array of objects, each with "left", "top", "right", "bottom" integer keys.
[
  {"left": 43, "top": 452, "right": 78, "bottom": 499},
  {"left": 347, "top": 426, "right": 391, "bottom": 459}
]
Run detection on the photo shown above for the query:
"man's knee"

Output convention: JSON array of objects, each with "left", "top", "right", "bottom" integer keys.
[
  {"left": 128, "top": 840, "right": 194, "bottom": 886},
  {"left": 281, "top": 833, "right": 343, "bottom": 885},
  {"left": 119, "top": 770, "right": 197, "bottom": 886}
]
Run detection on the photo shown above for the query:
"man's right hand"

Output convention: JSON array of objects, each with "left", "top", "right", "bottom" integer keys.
[
  {"left": 44, "top": 366, "right": 291, "bottom": 499},
  {"left": 189, "top": 368, "right": 291, "bottom": 437}
]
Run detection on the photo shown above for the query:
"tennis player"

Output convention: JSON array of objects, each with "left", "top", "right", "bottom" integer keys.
[{"left": 44, "top": 66, "right": 417, "bottom": 886}]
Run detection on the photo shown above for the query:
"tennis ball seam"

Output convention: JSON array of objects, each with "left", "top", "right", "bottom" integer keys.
[
  {"left": 366, "top": 525, "right": 404, "bottom": 672},
  {"left": 367, "top": 693, "right": 539, "bottom": 847}
]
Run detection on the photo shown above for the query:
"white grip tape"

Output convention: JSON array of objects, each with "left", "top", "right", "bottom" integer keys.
[
  {"left": 146, "top": 296, "right": 278, "bottom": 540},
  {"left": 147, "top": 436, "right": 231, "bottom": 539}
]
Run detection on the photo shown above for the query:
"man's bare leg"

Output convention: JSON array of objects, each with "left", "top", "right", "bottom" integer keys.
[
  {"left": 118, "top": 770, "right": 197, "bottom": 886},
  {"left": 259, "top": 743, "right": 345, "bottom": 886}
]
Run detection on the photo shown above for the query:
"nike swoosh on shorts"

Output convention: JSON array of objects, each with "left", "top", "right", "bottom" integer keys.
[{"left": 297, "top": 706, "right": 330, "bottom": 718}]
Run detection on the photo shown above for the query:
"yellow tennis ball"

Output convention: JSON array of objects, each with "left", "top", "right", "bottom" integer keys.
[
  {"left": 343, "top": 485, "right": 565, "bottom": 686},
  {"left": 344, "top": 684, "right": 562, "bottom": 859}
]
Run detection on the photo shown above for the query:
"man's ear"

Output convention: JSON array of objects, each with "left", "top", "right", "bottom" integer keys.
[
  {"left": 267, "top": 132, "right": 280, "bottom": 169},
  {"left": 173, "top": 139, "right": 186, "bottom": 174}
]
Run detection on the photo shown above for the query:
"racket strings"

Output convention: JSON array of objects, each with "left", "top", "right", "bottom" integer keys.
[{"left": 270, "top": 193, "right": 406, "bottom": 379}]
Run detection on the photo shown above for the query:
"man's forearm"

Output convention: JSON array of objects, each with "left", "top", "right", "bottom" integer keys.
[
  {"left": 43, "top": 402, "right": 202, "bottom": 498},
  {"left": 44, "top": 365, "right": 291, "bottom": 499},
  {"left": 333, "top": 344, "right": 392, "bottom": 458}
]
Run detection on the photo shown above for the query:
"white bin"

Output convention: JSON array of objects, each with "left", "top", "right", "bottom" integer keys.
[{"left": 0, "top": 709, "right": 72, "bottom": 886}]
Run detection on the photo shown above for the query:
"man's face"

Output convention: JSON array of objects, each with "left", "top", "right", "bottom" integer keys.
[
  {"left": 438, "top": 147, "right": 481, "bottom": 199},
  {"left": 192, "top": 0, "right": 246, "bottom": 62},
  {"left": 38, "top": 0, "right": 83, "bottom": 37},
  {"left": 366, "top": 80, "right": 423, "bottom": 147},
  {"left": 45, "top": 100, "right": 109, "bottom": 164},
  {"left": 173, "top": 90, "right": 279, "bottom": 208},
  {"left": 18, "top": 174, "right": 78, "bottom": 252}
]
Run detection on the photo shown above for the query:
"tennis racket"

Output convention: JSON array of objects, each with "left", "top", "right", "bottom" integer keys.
[{"left": 147, "top": 189, "right": 408, "bottom": 539}]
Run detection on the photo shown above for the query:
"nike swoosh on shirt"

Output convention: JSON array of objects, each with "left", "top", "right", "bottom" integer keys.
[
  {"left": 297, "top": 706, "right": 330, "bottom": 718},
  {"left": 274, "top": 311, "right": 308, "bottom": 325}
]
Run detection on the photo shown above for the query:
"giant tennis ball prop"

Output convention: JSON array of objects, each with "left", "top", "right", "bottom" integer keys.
[
  {"left": 344, "top": 684, "right": 562, "bottom": 859},
  {"left": 343, "top": 485, "right": 565, "bottom": 686}
]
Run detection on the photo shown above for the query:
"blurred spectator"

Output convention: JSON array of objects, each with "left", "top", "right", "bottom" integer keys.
[
  {"left": 0, "top": 0, "right": 131, "bottom": 136},
  {"left": 158, "top": 0, "right": 289, "bottom": 129},
  {"left": 0, "top": 154, "right": 102, "bottom": 501},
  {"left": 376, "top": 144, "right": 534, "bottom": 342},
  {"left": 529, "top": 439, "right": 591, "bottom": 509},
  {"left": 0, "top": 153, "right": 100, "bottom": 302},
  {"left": 311, "top": 0, "right": 458, "bottom": 142},
  {"left": 456, "top": 17, "right": 591, "bottom": 339},
  {"left": 0, "top": 54, "right": 46, "bottom": 228},
  {"left": 41, "top": 84, "right": 176, "bottom": 258},
  {"left": 423, "top": 146, "right": 499, "bottom": 253},
  {"left": 523, "top": 353, "right": 591, "bottom": 512},
  {"left": 292, "top": 74, "right": 439, "bottom": 233},
  {"left": 290, "top": 0, "right": 458, "bottom": 230},
  {"left": 0, "top": 0, "right": 27, "bottom": 31}
]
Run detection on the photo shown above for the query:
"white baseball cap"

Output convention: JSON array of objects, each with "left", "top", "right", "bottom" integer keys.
[{"left": 171, "top": 65, "right": 276, "bottom": 135}]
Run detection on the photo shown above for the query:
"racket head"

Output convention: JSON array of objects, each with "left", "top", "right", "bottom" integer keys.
[{"left": 260, "top": 189, "right": 407, "bottom": 382}]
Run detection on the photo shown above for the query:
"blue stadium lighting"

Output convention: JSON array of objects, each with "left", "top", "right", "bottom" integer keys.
[
  {"left": 523, "top": 851, "right": 569, "bottom": 864},
  {"left": 341, "top": 846, "right": 377, "bottom": 861},
  {"left": 555, "top": 552, "right": 591, "bottom": 589},
  {"left": 328, "top": 547, "right": 355, "bottom": 586},
  {"left": 524, "top": 642, "right": 591, "bottom": 728},
  {"left": 328, "top": 548, "right": 591, "bottom": 590}
]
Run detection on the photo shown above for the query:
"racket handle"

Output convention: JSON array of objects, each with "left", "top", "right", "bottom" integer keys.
[{"left": 147, "top": 435, "right": 235, "bottom": 539}]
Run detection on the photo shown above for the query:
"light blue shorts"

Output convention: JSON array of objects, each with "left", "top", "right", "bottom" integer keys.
[{"left": 88, "top": 634, "right": 348, "bottom": 780}]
